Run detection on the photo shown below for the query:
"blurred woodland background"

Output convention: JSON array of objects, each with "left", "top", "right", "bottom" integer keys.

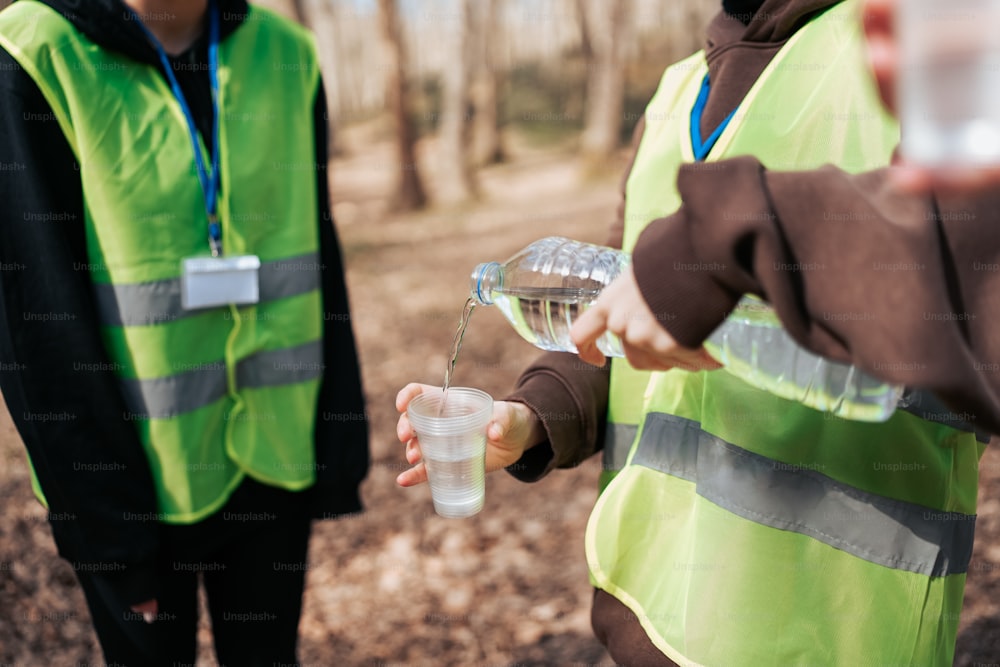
[
  {"left": 256, "top": 0, "right": 716, "bottom": 204},
  {"left": 1, "top": 1, "right": 1000, "bottom": 666}
]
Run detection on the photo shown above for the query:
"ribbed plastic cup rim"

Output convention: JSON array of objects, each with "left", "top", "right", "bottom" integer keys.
[{"left": 407, "top": 387, "right": 493, "bottom": 436}]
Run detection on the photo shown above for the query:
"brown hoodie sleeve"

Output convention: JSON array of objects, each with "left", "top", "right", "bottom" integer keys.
[
  {"left": 502, "top": 117, "right": 647, "bottom": 482},
  {"left": 632, "top": 156, "right": 1000, "bottom": 434},
  {"left": 503, "top": 353, "right": 611, "bottom": 482}
]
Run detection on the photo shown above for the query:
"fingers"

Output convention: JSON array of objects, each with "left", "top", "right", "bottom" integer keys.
[
  {"left": 863, "top": 0, "right": 896, "bottom": 114},
  {"left": 396, "top": 383, "right": 426, "bottom": 487},
  {"left": 394, "top": 382, "right": 438, "bottom": 413},
  {"left": 576, "top": 341, "right": 607, "bottom": 368},
  {"left": 621, "top": 338, "right": 724, "bottom": 373},
  {"left": 395, "top": 383, "right": 428, "bottom": 470},
  {"left": 933, "top": 167, "right": 1000, "bottom": 194},
  {"left": 397, "top": 402, "right": 535, "bottom": 488},
  {"left": 570, "top": 305, "right": 610, "bottom": 367},
  {"left": 395, "top": 439, "right": 428, "bottom": 487},
  {"left": 404, "top": 436, "right": 422, "bottom": 464},
  {"left": 890, "top": 164, "right": 1000, "bottom": 195},
  {"left": 862, "top": 0, "right": 894, "bottom": 43},
  {"left": 622, "top": 346, "right": 699, "bottom": 372},
  {"left": 866, "top": 37, "right": 896, "bottom": 115},
  {"left": 691, "top": 347, "right": 724, "bottom": 371},
  {"left": 396, "top": 412, "right": 413, "bottom": 444},
  {"left": 396, "top": 461, "right": 427, "bottom": 487},
  {"left": 603, "top": 286, "right": 724, "bottom": 372}
]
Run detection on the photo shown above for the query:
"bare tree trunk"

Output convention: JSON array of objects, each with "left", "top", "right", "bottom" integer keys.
[
  {"left": 579, "top": 0, "right": 632, "bottom": 177},
  {"left": 301, "top": 0, "right": 342, "bottom": 156},
  {"left": 469, "top": 0, "right": 505, "bottom": 167},
  {"left": 330, "top": 3, "right": 379, "bottom": 125},
  {"left": 377, "top": 0, "right": 427, "bottom": 211},
  {"left": 435, "top": 0, "right": 477, "bottom": 205},
  {"left": 574, "top": 0, "right": 593, "bottom": 62}
]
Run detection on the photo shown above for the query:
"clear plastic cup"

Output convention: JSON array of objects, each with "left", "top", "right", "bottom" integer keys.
[
  {"left": 407, "top": 387, "right": 493, "bottom": 518},
  {"left": 899, "top": 0, "right": 1000, "bottom": 165}
]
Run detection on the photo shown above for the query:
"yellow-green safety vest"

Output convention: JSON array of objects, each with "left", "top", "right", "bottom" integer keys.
[
  {"left": 589, "top": 1, "right": 984, "bottom": 664},
  {"left": 0, "top": 1, "right": 327, "bottom": 523},
  {"left": 601, "top": 0, "right": 906, "bottom": 490}
]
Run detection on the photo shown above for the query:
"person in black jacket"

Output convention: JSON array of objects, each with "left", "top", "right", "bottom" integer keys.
[{"left": 0, "top": 0, "right": 369, "bottom": 665}]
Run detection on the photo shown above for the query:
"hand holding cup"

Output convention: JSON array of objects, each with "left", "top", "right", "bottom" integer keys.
[{"left": 395, "top": 384, "right": 545, "bottom": 516}]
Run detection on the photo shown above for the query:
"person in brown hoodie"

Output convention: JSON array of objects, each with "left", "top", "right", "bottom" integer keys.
[
  {"left": 399, "top": 0, "right": 989, "bottom": 664},
  {"left": 573, "top": 0, "right": 1000, "bottom": 436}
]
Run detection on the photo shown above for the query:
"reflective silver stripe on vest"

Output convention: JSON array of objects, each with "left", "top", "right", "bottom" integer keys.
[
  {"left": 120, "top": 361, "right": 228, "bottom": 419},
  {"left": 236, "top": 341, "right": 324, "bottom": 389},
  {"left": 602, "top": 423, "right": 638, "bottom": 473},
  {"left": 120, "top": 340, "right": 323, "bottom": 419},
  {"left": 631, "top": 412, "right": 975, "bottom": 577},
  {"left": 95, "top": 252, "right": 321, "bottom": 327}
]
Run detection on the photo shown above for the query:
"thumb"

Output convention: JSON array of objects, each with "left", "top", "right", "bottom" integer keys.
[
  {"left": 487, "top": 417, "right": 506, "bottom": 442},
  {"left": 488, "top": 402, "right": 524, "bottom": 444}
]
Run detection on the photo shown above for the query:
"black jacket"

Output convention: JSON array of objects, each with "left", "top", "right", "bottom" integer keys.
[{"left": 0, "top": 0, "right": 369, "bottom": 604}]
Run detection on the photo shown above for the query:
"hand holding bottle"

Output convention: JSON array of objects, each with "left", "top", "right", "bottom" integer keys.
[
  {"left": 570, "top": 266, "right": 722, "bottom": 372},
  {"left": 394, "top": 383, "right": 545, "bottom": 487}
]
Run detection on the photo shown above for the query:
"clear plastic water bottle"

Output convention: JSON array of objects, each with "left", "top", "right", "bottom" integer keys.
[
  {"left": 470, "top": 236, "right": 903, "bottom": 422},
  {"left": 471, "top": 237, "right": 629, "bottom": 357},
  {"left": 702, "top": 295, "right": 904, "bottom": 421}
]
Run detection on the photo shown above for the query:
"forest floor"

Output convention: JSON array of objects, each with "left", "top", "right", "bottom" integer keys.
[{"left": 1, "top": 129, "right": 999, "bottom": 666}]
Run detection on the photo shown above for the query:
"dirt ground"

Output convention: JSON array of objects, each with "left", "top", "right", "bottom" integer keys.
[{"left": 1, "top": 132, "right": 999, "bottom": 666}]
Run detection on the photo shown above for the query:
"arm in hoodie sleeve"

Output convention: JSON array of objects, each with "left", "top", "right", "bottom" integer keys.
[
  {"left": 0, "top": 49, "right": 160, "bottom": 604},
  {"left": 501, "top": 117, "right": 647, "bottom": 481},
  {"left": 632, "top": 155, "right": 1000, "bottom": 433}
]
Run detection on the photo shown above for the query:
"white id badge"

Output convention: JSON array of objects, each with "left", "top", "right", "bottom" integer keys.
[{"left": 181, "top": 255, "right": 261, "bottom": 310}]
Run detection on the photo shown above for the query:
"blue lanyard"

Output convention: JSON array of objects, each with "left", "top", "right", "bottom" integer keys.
[
  {"left": 130, "top": 0, "right": 223, "bottom": 256},
  {"left": 690, "top": 74, "right": 737, "bottom": 162}
]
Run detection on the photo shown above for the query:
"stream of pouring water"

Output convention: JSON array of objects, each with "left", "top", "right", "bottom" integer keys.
[{"left": 440, "top": 297, "right": 477, "bottom": 415}]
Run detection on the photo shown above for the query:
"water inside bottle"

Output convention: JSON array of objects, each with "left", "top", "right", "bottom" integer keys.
[
  {"left": 490, "top": 286, "right": 622, "bottom": 357},
  {"left": 704, "top": 297, "right": 903, "bottom": 421}
]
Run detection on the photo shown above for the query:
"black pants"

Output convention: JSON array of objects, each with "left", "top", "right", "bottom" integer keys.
[{"left": 75, "top": 477, "right": 312, "bottom": 667}]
